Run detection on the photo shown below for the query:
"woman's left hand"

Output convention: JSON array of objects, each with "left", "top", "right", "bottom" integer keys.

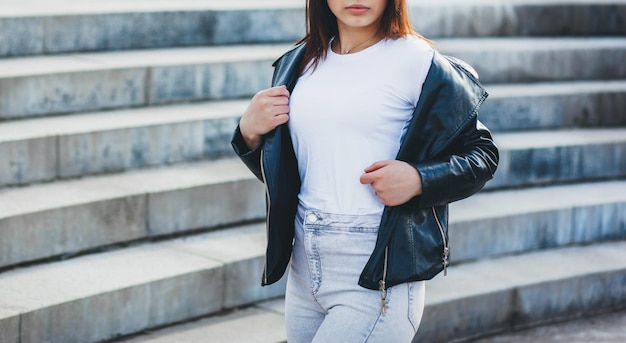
[{"left": 360, "top": 160, "right": 423, "bottom": 206}]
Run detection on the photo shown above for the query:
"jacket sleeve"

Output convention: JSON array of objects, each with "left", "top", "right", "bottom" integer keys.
[
  {"left": 231, "top": 124, "right": 264, "bottom": 182},
  {"left": 409, "top": 118, "right": 498, "bottom": 208}
]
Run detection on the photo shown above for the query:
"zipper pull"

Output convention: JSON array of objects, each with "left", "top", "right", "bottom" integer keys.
[
  {"left": 443, "top": 246, "right": 450, "bottom": 276},
  {"left": 379, "top": 280, "right": 387, "bottom": 314}
]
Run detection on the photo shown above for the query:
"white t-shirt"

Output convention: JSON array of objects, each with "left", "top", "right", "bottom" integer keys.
[{"left": 288, "top": 35, "right": 434, "bottom": 215}]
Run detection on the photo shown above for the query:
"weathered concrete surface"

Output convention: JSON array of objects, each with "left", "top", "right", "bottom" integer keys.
[
  {"left": 482, "top": 81, "right": 626, "bottom": 131},
  {"left": 112, "top": 242, "right": 626, "bottom": 343},
  {"left": 0, "top": 68, "right": 147, "bottom": 118},
  {"left": 0, "top": 45, "right": 279, "bottom": 118},
  {"left": 466, "top": 309, "right": 626, "bottom": 343},
  {"left": 0, "top": 6, "right": 304, "bottom": 57},
  {"left": 2, "top": 38, "right": 625, "bottom": 118},
  {"left": 0, "top": 223, "right": 282, "bottom": 343},
  {"left": 148, "top": 59, "right": 271, "bottom": 104},
  {"left": 489, "top": 129, "right": 626, "bottom": 189},
  {"left": 413, "top": 241, "right": 626, "bottom": 342},
  {"left": 0, "top": 16, "right": 44, "bottom": 57},
  {"left": 147, "top": 176, "right": 264, "bottom": 235},
  {"left": 0, "top": 181, "right": 147, "bottom": 269},
  {"left": 2, "top": 81, "right": 625, "bottom": 186},
  {"left": 0, "top": 158, "right": 264, "bottom": 269},
  {"left": 450, "top": 180, "right": 626, "bottom": 262},
  {"left": 121, "top": 303, "right": 626, "bottom": 343},
  {"left": 1, "top": 0, "right": 625, "bottom": 56},
  {"left": 0, "top": 136, "right": 56, "bottom": 187},
  {"left": 119, "top": 299, "right": 287, "bottom": 343},
  {"left": 411, "top": 1, "right": 626, "bottom": 38},
  {"left": 515, "top": 272, "right": 626, "bottom": 327},
  {"left": 2, "top": 82, "right": 625, "bottom": 186},
  {"left": 0, "top": 309, "right": 20, "bottom": 343},
  {"left": 59, "top": 124, "right": 205, "bottom": 177},
  {"left": 0, "top": 244, "right": 224, "bottom": 343},
  {"left": 168, "top": 225, "right": 286, "bottom": 309},
  {"left": 0, "top": 100, "right": 245, "bottom": 185},
  {"left": 144, "top": 162, "right": 265, "bottom": 235},
  {"left": 438, "top": 38, "right": 626, "bottom": 84}
]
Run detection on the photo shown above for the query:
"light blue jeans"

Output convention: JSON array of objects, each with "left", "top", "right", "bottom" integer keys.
[{"left": 285, "top": 205, "right": 426, "bottom": 343}]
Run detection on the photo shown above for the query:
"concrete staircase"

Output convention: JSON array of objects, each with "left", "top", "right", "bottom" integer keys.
[{"left": 0, "top": 0, "right": 624, "bottom": 342}]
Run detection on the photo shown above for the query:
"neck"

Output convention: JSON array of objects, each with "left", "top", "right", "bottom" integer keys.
[
  {"left": 334, "top": 19, "right": 382, "bottom": 52},
  {"left": 334, "top": 29, "right": 381, "bottom": 55}
]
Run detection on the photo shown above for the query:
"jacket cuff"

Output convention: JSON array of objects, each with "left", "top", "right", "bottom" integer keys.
[
  {"left": 231, "top": 124, "right": 262, "bottom": 158},
  {"left": 409, "top": 160, "right": 465, "bottom": 209}
]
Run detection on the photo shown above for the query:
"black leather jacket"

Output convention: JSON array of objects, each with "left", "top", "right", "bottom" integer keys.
[{"left": 231, "top": 42, "right": 498, "bottom": 291}]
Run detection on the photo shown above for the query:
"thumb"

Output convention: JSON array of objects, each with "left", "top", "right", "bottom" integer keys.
[{"left": 360, "top": 171, "right": 376, "bottom": 185}]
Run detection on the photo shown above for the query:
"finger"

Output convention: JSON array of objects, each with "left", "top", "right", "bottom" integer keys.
[
  {"left": 266, "top": 85, "right": 290, "bottom": 97},
  {"left": 360, "top": 172, "right": 375, "bottom": 185},
  {"left": 272, "top": 96, "right": 290, "bottom": 106},
  {"left": 272, "top": 105, "right": 290, "bottom": 116},
  {"left": 363, "top": 161, "right": 389, "bottom": 173},
  {"left": 273, "top": 113, "right": 289, "bottom": 126}
]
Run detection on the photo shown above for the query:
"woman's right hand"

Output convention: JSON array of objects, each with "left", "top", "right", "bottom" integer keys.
[{"left": 239, "top": 85, "right": 291, "bottom": 150}]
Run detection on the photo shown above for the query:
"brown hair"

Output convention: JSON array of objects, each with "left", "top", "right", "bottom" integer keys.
[{"left": 298, "top": 0, "right": 428, "bottom": 74}]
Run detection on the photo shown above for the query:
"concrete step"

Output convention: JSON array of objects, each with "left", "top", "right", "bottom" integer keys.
[
  {"left": 1, "top": 127, "right": 624, "bottom": 270},
  {"left": 114, "top": 241, "right": 626, "bottom": 343},
  {"left": 0, "top": 158, "right": 264, "bottom": 270},
  {"left": 482, "top": 80, "right": 626, "bottom": 132},
  {"left": 436, "top": 37, "right": 626, "bottom": 84},
  {"left": 488, "top": 128, "right": 626, "bottom": 189},
  {"left": 414, "top": 240, "right": 626, "bottom": 342},
  {"left": 0, "top": 223, "right": 287, "bottom": 343},
  {"left": 466, "top": 309, "right": 626, "bottom": 343},
  {"left": 0, "top": 100, "right": 246, "bottom": 187},
  {"left": 0, "top": 44, "right": 279, "bottom": 119},
  {"left": 1, "top": 38, "right": 625, "bottom": 119},
  {"left": 1, "top": 0, "right": 625, "bottom": 57},
  {"left": 117, "top": 299, "right": 287, "bottom": 343},
  {"left": 3, "top": 81, "right": 624, "bottom": 187},
  {"left": 450, "top": 180, "right": 626, "bottom": 263}
]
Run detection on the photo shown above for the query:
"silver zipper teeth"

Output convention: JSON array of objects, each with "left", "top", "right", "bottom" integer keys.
[
  {"left": 379, "top": 246, "right": 389, "bottom": 314},
  {"left": 432, "top": 207, "right": 449, "bottom": 276},
  {"left": 260, "top": 149, "right": 271, "bottom": 285}
]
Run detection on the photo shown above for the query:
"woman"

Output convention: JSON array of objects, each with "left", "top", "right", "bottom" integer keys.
[{"left": 231, "top": 0, "right": 499, "bottom": 341}]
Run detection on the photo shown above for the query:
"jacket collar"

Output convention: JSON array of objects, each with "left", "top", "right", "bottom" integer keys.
[
  {"left": 271, "top": 42, "right": 307, "bottom": 91},
  {"left": 397, "top": 51, "right": 488, "bottom": 161}
]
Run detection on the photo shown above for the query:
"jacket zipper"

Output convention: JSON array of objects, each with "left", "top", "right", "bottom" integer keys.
[
  {"left": 260, "top": 149, "right": 271, "bottom": 285},
  {"left": 378, "top": 246, "right": 389, "bottom": 314},
  {"left": 432, "top": 207, "right": 449, "bottom": 276}
]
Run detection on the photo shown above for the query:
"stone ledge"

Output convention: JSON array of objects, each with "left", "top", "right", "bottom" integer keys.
[
  {"left": 119, "top": 300, "right": 287, "bottom": 343},
  {"left": 0, "top": 100, "right": 247, "bottom": 186},
  {"left": 488, "top": 128, "right": 626, "bottom": 188},
  {"left": 414, "top": 240, "right": 626, "bottom": 342},
  {"left": 1, "top": 0, "right": 625, "bottom": 57},
  {"left": 0, "top": 223, "right": 285, "bottom": 343},
  {"left": 0, "top": 44, "right": 282, "bottom": 118},
  {"left": 437, "top": 37, "right": 626, "bottom": 84},
  {"left": 2, "top": 82, "right": 625, "bottom": 187},
  {"left": 0, "top": 129, "right": 626, "bottom": 267},
  {"left": 482, "top": 80, "right": 626, "bottom": 131},
  {"left": 466, "top": 309, "right": 626, "bottom": 343},
  {"left": 450, "top": 180, "right": 626, "bottom": 262},
  {"left": 0, "top": 158, "right": 265, "bottom": 269},
  {"left": 1, "top": 38, "right": 625, "bottom": 118},
  {"left": 104, "top": 241, "right": 626, "bottom": 343}
]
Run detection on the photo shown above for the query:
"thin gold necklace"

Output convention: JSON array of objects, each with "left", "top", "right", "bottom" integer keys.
[{"left": 337, "top": 34, "right": 380, "bottom": 54}]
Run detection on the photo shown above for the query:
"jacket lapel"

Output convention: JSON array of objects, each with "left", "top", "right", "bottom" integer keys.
[{"left": 397, "top": 52, "right": 488, "bottom": 162}]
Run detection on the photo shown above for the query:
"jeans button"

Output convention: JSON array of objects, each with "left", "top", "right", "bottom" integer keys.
[{"left": 307, "top": 213, "right": 318, "bottom": 223}]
